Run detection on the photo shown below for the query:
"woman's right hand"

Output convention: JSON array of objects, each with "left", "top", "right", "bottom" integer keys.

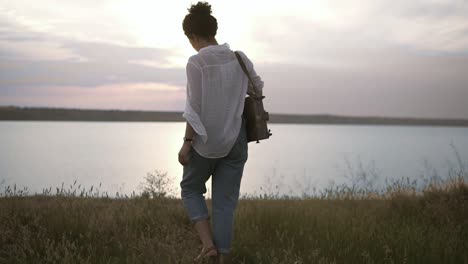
[{"left": 178, "top": 142, "right": 192, "bottom": 166}]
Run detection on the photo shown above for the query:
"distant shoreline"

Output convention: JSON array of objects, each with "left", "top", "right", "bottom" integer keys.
[{"left": 1, "top": 105, "right": 468, "bottom": 127}]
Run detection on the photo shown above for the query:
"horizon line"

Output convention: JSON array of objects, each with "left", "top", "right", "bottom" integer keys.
[{"left": 1, "top": 104, "right": 468, "bottom": 121}]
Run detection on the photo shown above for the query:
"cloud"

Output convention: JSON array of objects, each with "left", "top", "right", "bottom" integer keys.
[
  {"left": 1, "top": 0, "right": 468, "bottom": 118},
  {"left": 0, "top": 9, "right": 189, "bottom": 111},
  {"left": 0, "top": 82, "right": 186, "bottom": 111},
  {"left": 0, "top": 58, "right": 185, "bottom": 88},
  {"left": 61, "top": 41, "right": 177, "bottom": 66},
  {"left": 0, "top": 2, "right": 137, "bottom": 46},
  {"left": 246, "top": 0, "right": 468, "bottom": 66},
  {"left": 241, "top": 1, "right": 468, "bottom": 119},
  {"left": 0, "top": 40, "right": 85, "bottom": 61},
  {"left": 255, "top": 54, "right": 468, "bottom": 119},
  {"left": 0, "top": 19, "right": 185, "bottom": 89}
]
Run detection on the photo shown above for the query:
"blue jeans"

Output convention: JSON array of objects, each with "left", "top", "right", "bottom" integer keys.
[{"left": 180, "top": 117, "right": 248, "bottom": 254}]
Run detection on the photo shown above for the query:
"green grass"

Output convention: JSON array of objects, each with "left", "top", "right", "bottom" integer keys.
[{"left": 1, "top": 174, "right": 467, "bottom": 264}]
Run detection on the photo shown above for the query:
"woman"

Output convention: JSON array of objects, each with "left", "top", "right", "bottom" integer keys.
[{"left": 178, "top": 1, "right": 264, "bottom": 263}]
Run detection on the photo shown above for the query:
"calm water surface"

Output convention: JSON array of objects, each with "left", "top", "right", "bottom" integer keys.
[{"left": 1, "top": 121, "right": 467, "bottom": 197}]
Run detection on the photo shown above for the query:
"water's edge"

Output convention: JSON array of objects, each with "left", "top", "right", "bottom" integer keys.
[{"left": 2, "top": 106, "right": 468, "bottom": 126}]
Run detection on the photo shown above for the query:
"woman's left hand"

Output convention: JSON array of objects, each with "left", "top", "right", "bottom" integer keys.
[{"left": 178, "top": 142, "right": 192, "bottom": 166}]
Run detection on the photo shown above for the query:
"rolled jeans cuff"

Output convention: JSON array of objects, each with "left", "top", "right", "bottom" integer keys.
[
  {"left": 217, "top": 248, "right": 231, "bottom": 254},
  {"left": 190, "top": 214, "right": 210, "bottom": 223}
]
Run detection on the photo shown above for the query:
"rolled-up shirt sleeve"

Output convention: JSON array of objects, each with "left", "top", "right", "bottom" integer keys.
[{"left": 182, "top": 60, "right": 208, "bottom": 143}]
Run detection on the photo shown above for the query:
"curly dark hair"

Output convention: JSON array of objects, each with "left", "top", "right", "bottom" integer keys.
[{"left": 182, "top": 1, "right": 218, "bottom": 39}]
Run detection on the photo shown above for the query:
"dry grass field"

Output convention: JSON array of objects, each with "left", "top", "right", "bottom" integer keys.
[{"left": 1, "top": 170, "right": 467, "bottom": 264}]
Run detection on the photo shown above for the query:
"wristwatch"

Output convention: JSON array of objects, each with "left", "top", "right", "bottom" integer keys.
[{"left": 183, "top": 137, "right": 193, "bottom": 142}]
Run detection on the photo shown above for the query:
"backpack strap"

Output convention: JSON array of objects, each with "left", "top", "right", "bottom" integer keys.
[{"left": 234, "top": 51, "right": 259, "bottom": 97}]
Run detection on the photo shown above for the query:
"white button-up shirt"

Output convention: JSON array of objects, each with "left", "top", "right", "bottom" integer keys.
[{"left": 182, "top": 43, "right": 264, "bottom": 158}]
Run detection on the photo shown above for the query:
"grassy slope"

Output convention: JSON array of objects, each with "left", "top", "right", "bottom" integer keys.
[{"left": 1, "top": 183, "right": 467, "bottom": 264}]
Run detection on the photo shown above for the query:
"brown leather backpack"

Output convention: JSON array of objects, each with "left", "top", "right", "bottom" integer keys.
[{"left": 235, "top": 51, "right": 272, "bottom": 143}]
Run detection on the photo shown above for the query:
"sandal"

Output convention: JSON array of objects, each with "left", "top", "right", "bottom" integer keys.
[{"left": 194, "top": 245, "right": 218, "bottom": 262}]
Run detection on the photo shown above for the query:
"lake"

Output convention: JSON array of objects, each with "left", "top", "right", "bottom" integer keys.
[{"left": 1, "top": 121, "right": 467, "bottom": 197}]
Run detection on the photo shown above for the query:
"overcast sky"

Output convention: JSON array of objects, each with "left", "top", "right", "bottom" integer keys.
[{"left": 1, "top": 0, "right": 468, "bottom": 118}]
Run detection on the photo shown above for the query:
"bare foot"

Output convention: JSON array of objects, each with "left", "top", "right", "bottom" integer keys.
[{"left": 194, "top": 245, "right": 218, "bottom": 262}]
